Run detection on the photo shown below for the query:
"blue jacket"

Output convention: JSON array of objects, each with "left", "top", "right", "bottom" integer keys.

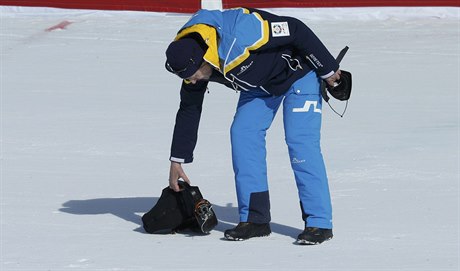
[{"left": 170, "top": 8, "right": 339, "bottom": 163}]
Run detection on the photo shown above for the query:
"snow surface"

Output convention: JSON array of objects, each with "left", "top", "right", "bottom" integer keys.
[{"left": 1, "top": 6, "right": 459, "bottom": 271}]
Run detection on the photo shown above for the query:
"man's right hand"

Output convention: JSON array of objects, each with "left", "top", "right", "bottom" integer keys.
[{"left": 169, "top": 162, "right": 191, "bottom": 192}]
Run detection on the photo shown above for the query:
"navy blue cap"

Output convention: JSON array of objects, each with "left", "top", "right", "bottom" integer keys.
[{"left": 165, "top": 38, "right": 205, "bottom": 79}]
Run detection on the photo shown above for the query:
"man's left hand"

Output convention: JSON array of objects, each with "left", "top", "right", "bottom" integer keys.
[{"left": 325, "top": 70, "right": 341, "bottom": 87}]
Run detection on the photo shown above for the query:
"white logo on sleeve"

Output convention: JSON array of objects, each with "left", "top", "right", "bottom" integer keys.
[
  {"left": 271, "top": 22, "right": 290, "bottom": 37},
  {"left": 293, "top": 100, "right": 322, "bottom": 114}
]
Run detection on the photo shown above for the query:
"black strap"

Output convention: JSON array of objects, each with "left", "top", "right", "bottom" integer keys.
[{"left": 335, "top": 46, "right": 349, "bottom": 64}]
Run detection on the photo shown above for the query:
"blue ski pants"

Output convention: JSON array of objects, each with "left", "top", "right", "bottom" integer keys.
[{"left": 230, "top": 71, "right": 333, "bottom": 229}]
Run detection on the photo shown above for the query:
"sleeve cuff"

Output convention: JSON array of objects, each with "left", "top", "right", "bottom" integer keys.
[
  {"left": 170, "top": 157, "right": 185, "bottom": 163},
  {"left": 320, "top": 70, "right": 335, "bottom": 79}
]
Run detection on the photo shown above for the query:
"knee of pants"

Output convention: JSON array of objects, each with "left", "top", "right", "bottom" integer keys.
[
  {"left": 283, "top": 111, "right": 322, "bottom": 147},
  {"left": 231, "top": 120, "right": 265, "bottom": 144},
  {"left": 285, "top": 128, "right": 321, "bottom": 148}
]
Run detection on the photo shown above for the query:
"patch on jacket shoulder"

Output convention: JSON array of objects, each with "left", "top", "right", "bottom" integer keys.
[{"left": 271, "top": 22, "right": 290, "bottom": 37}]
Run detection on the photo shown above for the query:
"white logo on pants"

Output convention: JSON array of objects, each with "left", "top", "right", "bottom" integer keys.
[{"left": 293, "top": 101, "right": 322, "bottom": 113}]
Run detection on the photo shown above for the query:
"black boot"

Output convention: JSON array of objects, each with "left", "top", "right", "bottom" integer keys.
[
  {"left": 224, "top": 222, "right": 271, "bottom": 241},
  {"left": 296, "top": 227, "right": 333, "bottom": 245}
]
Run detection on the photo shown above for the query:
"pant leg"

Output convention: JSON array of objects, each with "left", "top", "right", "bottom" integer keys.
[
  {"left": 231, "top": 89, "right": 283, "bottom": 223},
  {"left": 282, "top": 72, "right": 333, "bottom": 229}
]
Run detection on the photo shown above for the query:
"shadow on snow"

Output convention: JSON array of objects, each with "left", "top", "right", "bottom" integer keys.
[{"left": 59, "top": 197, "right": 300, "bottom": 239}]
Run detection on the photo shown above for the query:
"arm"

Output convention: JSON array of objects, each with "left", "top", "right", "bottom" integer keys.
[
  {"left": 169, "top": 80, "right": 208, "bottom": 191},
  {"left": 170, "top": 80, "right": 207, "bottom": 163}
]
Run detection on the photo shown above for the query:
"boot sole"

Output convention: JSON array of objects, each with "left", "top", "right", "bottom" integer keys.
[
  {"left": 224, "top": 233, "right": 271, "bottom": 241},
  {"left": 295, "top": 236, "right": 332, "bottom": 245}
]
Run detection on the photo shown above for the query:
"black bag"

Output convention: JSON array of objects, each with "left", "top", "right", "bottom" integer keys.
[
  {"left": 321, "top": 70, "right": 352, "bottom": 102},
  {"left": 142, "top": 181, "right": 218, "bottom": 234}
]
